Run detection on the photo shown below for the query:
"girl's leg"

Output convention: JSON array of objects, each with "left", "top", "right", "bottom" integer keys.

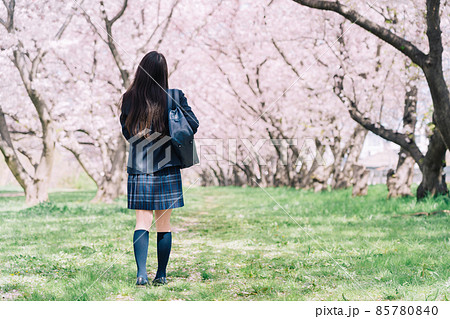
[
  {"left": 135, "top": 209, "right": 153, "bottom": 231},
  {"left": 154, "top": 208, "right": 172, "bottom": 232},
  {"left": 133, "top": 210, "right": 153, "bottom": 279},
  {"left": 154, "top": 209, "right": 172, "bottom": 280}
]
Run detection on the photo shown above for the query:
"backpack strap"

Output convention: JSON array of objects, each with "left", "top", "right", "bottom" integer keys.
[
  {"left": 167, "top": 89, "right": 172, "bottom": 110},
  {"left": 168, "top": 89, "right": 179, "bottom": 110},
  {"left": 167, "top": 89, "right": 174, "bottom": 110},
  {"left": 174, "top": 89, "right": 179, "bottom": 109}
]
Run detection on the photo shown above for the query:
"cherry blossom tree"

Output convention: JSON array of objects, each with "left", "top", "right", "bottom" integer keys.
[
  {"left": 292, "top": 0, "right": 450, "bottom": 146},
  {"left": 291, "top": 0, "right": 450, "bottom": 198},
  {"left": 0, "top": 0, "right": 79, "bottom": 205}
]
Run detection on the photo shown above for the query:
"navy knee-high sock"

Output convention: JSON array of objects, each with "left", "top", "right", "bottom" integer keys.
[
  {"left": 133, "top": 229, "right": 149, "bottom": 279},
  {"left": 155, "top": 232, "right": 172, "bottom": 279}
]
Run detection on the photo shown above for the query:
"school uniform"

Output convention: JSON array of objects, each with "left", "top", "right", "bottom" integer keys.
[{"left": 120, "top": 88, "right": 199, "bottom": 210}]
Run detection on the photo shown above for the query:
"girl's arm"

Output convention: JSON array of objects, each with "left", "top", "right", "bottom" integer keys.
[{"left": 177, "top": 89, "right": 199, "bottom": 134}]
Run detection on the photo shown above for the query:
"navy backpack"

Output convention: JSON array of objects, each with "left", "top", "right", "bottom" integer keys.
[{"left": 167, "top": 89, "right": 199, "bottom": 168}]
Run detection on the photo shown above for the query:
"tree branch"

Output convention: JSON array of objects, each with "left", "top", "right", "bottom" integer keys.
[
  {"left": 99, "top": 0, "right": 130, "bottom": 88},
  {"left": 0, "top": 0, "right": 14, "bottom": 31},
  {"left": 59, "top": 131, "right": 102, "bottom": 185},
  {"left": 333, "top": 74, "right": 425, "bottom": 170},
  {"left": 292, "top": 0, "right": 428, "bottom": 67},
  {"left": 154, "top": 0, "right": 180, "bottom": 50},
  {"left": 54, "top": 0, "right": 83, "bottom": 40},
  {"left": 16, "top": 146, "right": 38, "bottom": 169},
  {"left": 425, "top": 0, "right": 443, "bottom": 66},
  {"left": 0, "top": 104, "right": 31, "bottom": 189},
  {"left": 109, "top": 0, "right": 128, "bottom": 25}
]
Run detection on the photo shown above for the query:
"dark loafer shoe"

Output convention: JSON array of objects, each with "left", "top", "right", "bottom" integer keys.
[
  {"left": 136, "top": 276, "right": 149, "bottom": 287},
  {"left": 152, "top": 277, "right": 167, "bottom": 286}
]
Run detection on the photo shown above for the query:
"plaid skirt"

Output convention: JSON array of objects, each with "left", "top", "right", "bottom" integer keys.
[{"left": 127, "top": 166, "right": 184, "bottom": 210}]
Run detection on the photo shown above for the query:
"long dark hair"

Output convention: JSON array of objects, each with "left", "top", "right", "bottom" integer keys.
[{"left": 122, "top": 51, "right": 169, "bottom": 137}]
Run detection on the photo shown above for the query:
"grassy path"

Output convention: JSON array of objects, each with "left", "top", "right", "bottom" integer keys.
[{"left": 0, "top": 185, "right": 449, "bottom": 300}]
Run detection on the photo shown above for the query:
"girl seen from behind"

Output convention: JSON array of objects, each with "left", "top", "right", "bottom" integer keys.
[{"left": 119, "top": 51, "right": 199, "bottom": 287}]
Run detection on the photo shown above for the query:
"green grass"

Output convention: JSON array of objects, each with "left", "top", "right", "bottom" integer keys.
[{"left": 0, "top": 185, "right": 449, "bottom": 301}]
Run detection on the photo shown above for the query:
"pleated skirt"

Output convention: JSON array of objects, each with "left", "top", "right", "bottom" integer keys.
[{"left": 127, "top": 166, "right": 184, "bottom": 210}]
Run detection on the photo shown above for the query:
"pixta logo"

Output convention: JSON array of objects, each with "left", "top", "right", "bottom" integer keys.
[{"left": 127, "top": 128, "right": 172, "bottom": 171}]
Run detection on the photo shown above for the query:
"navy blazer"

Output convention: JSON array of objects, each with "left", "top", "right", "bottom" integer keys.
[{"left": 120, "top": 88, "right": 199, "bottom": 174}]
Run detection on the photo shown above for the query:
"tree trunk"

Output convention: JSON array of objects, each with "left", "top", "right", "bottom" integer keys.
[
  {"left": 387, "top": 150, "right": 415, "bottom": 198},
  {"left": 91, "top": 137, "right": 127, "bottom": 203},
  {"left": 61, "top": 131, "right": 126, "bottom": 203},
  {"left": 299, "top": 138, "right": 327, "bottom": 189},
  {"left": 311, "top": 165, "right": 332, "bottom": 192},
  {"left": 232, "top": 165, "right": 244, "bottom": 186},
  {"left": 25, "top": 179, "right": 50, "bottom": 206},
  {"left": 92, "top": 179, "right": 121, "bottom": 203},
  {"left": 387, "top": 73, "right": 418, "bottom": 198},
  {"left": 421, "top": 0, "right": 450, "bottom": 151},
  {"left": 332, "top": 126, "right": 367, "bottom": 189},
  {"left": 0, "top": 98, "right": 55, "bottom": 207},
  {"left": 417, "top": 131, "right": 448, "bottom": 199},
  {"left": 352, "top": 164, "right": 370, "bottom": 196}
]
